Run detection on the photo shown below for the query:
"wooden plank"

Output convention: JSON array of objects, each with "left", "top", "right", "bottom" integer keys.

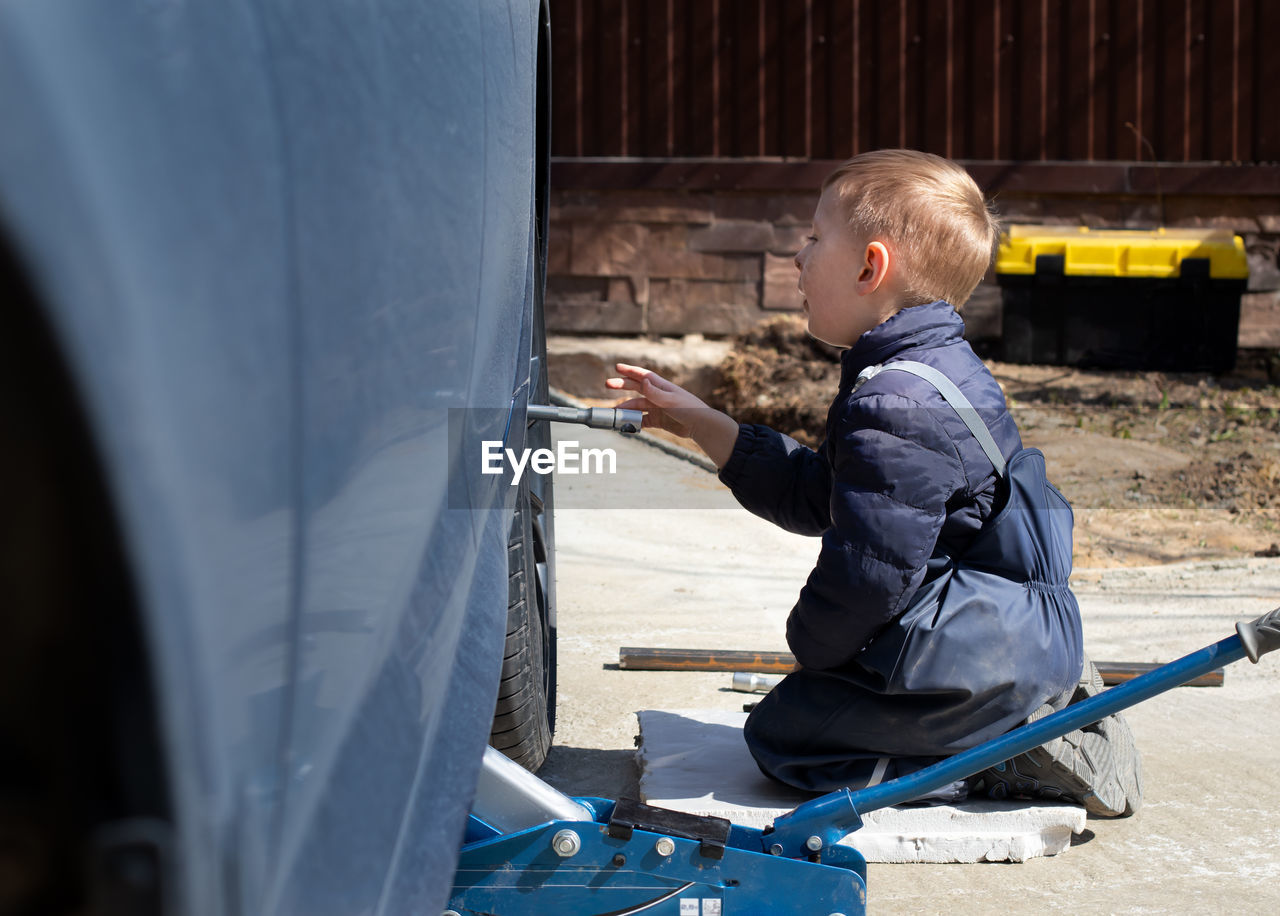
[
  {"left": 595, "top": 0, "right": 625, "bottom": 155},
  {"left": 870, "top": 0, "right": 900, "bottom": 148},
  {"left": 917, "top": 0, "right": 951, "bottom": 155},
  {"left": 1147, "top": 0, "right": 1175, "bottom": 161},
  {"left": 624, "top": 0, "right": 648, "bottom": 155},
  {"left": 962, "top": 0, "right": 998, "bottom": 159},
  {"left": 822, "top": 0, "right": 855, "bottom": 158},
  {"left": 579, "top": 0, "right": 601, "bottom": 154},
  {"left": 855, "top": 0, "right": 877, "bottom": 152},
  {"left": 712, "top": 0, "right": 736, "bottom": 157},
  {"left": 1141, "top": 0, "right": 1162, "bottom": 159},
  {"left": 1155, "top": 0, "right": 1186, "bottom": 161},
  {"left": 1041, "top": 0, "right": 1063, "bottom": 159},
  {"left": 730, "top": 0, "right": 762, "bottom": 156},
  {"left": 687, "top": 0, "right": 716, "bottom": 156},
  {"left": 1010, "top": 0, "right": 1042, "bottom": 160},
  {"left": 549, "top": 0, "right": 580, "bottom": 156},
  {"left": 1058, "top": 0, "right": 1093, "bottom": 161},
  {"left": 1109, "top": 0, "right": 1141, "bottom": 160},
  {"left": 669, "top": 0, "right": 689, "bottom": 156},
  {"left": 1094, "top": 0, "right": 1117, "bottom": 160},
  {"left": 1236, "top": 0, "right": 1256, "bottom": 162},
  {"left": 643, "top": 0, "right": 671, "bottom": 156},
  {"left": 995, "top": 0, "right": 1018, "bottom": 160},
  {"left": 618, "top": 647, "right": 1226, "bottom": 687},
  {"left": 761, "top": 0, "right": 783, "bottom": 156},
  {"left": 810, "top": 0, "right": 832, "bottom": 157},
  {"left": 1254, "top": 0, "right": 1280, "bottom": 160},
  {"left": 1186, "top": 0, "right": 1210, "bottom": 161},
  {"left": 780, "top": 0, "right": 810, "bottom": 158}
]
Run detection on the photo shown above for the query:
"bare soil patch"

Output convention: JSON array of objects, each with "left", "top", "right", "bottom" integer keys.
[{"left": 712, "top": 316, "right": 1280, "bottom": 568}]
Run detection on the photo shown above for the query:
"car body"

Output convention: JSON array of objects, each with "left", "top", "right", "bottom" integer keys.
[{"left": 0, "top": 1, "right": 550, "bottom": 913}]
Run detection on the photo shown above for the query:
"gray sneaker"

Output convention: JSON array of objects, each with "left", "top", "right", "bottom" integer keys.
[{"left": 970, "top": 658, "right": 1143, "bottom": 817}]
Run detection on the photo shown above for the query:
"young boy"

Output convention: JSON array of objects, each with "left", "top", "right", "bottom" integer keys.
[{"left": 607, "top": 150, "right": 1141, "bottom": 815}]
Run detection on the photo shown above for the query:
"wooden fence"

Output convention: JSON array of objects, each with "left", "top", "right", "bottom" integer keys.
[{"left": 550, "top": 0, "right": 1280, "bottom": 164}]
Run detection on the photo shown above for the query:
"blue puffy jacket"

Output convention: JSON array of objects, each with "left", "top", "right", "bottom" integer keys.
[{"left": 719, "top": 300, "right": 1023, "bottom": 671}]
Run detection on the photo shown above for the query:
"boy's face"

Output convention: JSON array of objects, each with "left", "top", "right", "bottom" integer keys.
[{"left": 795, "top": 187, "right": 895, "bottom": 348}]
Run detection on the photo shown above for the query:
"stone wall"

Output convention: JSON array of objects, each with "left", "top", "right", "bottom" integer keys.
[
  {"left": 547, "top": 187, "right": 1280, "bottom": 350},
  {"left": 547, "top": 191, "right": 812, "bottom": 337}
]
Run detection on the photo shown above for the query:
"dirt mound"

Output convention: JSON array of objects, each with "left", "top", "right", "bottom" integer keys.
[
  {"left": 714, "top": 315, "right": 841, "bottom": 442},
  {"left": 709, "top": 315, "right": 1280, "bottom": 567},
  {"left": 1144, "top": 451, "right": 1280, "bottom": 520}
]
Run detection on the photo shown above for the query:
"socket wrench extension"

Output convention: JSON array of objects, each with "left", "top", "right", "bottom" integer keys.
[{"left": 527, "top": 404, "right": 644, "bottom": 435}]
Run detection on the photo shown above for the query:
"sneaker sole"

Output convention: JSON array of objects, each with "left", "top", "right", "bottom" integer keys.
[{"left": 977, "top": 657, "right": 1143, "bottom": 817}]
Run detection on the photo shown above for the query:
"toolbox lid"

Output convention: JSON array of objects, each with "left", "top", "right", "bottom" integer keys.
[{"left": 996, "top": 225, "right": 1249, "bottom": 279}]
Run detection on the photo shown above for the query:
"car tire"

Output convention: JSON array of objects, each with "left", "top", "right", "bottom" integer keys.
[
  {"left": 489, "top": 469, "right": 556, "bottom": 771},
  {"left": 491, "top": 6, "right": 555, "bottom": 772}
]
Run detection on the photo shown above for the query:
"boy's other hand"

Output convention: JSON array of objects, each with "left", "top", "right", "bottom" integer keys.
[{"left": 605, "top": 363, "right": 740, "bottom": 468}]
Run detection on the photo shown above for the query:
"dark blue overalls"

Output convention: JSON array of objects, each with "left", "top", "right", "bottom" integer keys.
[{"left": 742, "top": 361, "right": 1083, "bottom": 794}]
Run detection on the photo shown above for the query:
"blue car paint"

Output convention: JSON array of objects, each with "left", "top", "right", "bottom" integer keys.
[{"left": 0, "top": 1, "right": 545, "bottom": 913}]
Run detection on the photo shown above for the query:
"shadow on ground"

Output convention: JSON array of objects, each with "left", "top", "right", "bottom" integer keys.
[{"left": 539, "top": 746, "right": 639, "bottom": 801}]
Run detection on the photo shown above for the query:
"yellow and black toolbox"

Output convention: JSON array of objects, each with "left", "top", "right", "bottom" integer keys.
[{"left": 995, "top": 225, "right": 1249, "bottom": 372}]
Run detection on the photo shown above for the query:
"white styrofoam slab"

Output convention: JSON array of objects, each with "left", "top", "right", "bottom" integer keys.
[{"left": 637, "top": 709, "right": 1087, "bottom": 864}]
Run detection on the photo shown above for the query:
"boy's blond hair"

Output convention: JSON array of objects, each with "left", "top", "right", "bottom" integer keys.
[{"left": 822, "top": 149, "right": 999, "bottom": 308}]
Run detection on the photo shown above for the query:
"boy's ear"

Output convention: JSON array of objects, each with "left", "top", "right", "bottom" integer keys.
[{"left": 854, "top": 240, "right": 892, "bottom": 294}]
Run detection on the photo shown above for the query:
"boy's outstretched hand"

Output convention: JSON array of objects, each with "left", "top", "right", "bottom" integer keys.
[
  {"left": 606, "top": 363, "right": 740, "bottom": 469},
  {"left": 606, "top": 363, "right": 704, "bottom": 436}
]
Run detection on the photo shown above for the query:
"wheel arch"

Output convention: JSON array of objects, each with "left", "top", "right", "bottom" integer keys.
[{"left": 0, "top": 218, "right": 172, "bottom": 914}]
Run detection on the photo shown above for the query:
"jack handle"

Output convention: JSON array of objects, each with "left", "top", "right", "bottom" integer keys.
[
  {"left": 1237, "top": 606, "right": 1280, "bottom": 663},
  {"left": 527, "top": 404, "right": 644, "bottom": 435},
  {"left": 766, "top": 605, "right": 1280, "bottom": 859}
]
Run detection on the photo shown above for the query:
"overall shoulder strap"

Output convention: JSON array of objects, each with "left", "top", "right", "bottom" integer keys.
[{"left": 856, "top": 360, "right": 1007, "bottom": 477}]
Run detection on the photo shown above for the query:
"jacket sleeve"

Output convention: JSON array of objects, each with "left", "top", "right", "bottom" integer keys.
[
  {"left": 717, "top": 423, "right": 833, "bottom": 536},
  {"left": 786, "top": 392, "right": 967, "bottom": 671}
]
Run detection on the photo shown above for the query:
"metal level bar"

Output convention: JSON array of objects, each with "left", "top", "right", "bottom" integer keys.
[
  {"left": 621, "top": 646, "right": 1225, "bottom": 687},
  {"left": 619, "top": 647, "right": 797, "bottom": 674},
  {"left": 1098, "top": 661, "right": 1223, "bottom": 687}
]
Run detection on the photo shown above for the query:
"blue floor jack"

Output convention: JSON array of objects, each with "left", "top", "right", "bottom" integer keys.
[{"left": 447, "top": 608, "right": 1279, "bottom": 916}]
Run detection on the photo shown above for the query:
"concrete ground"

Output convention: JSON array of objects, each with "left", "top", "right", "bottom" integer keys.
[{"left": 537, "top": 424, "right": 1280, "bottom": 915}]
